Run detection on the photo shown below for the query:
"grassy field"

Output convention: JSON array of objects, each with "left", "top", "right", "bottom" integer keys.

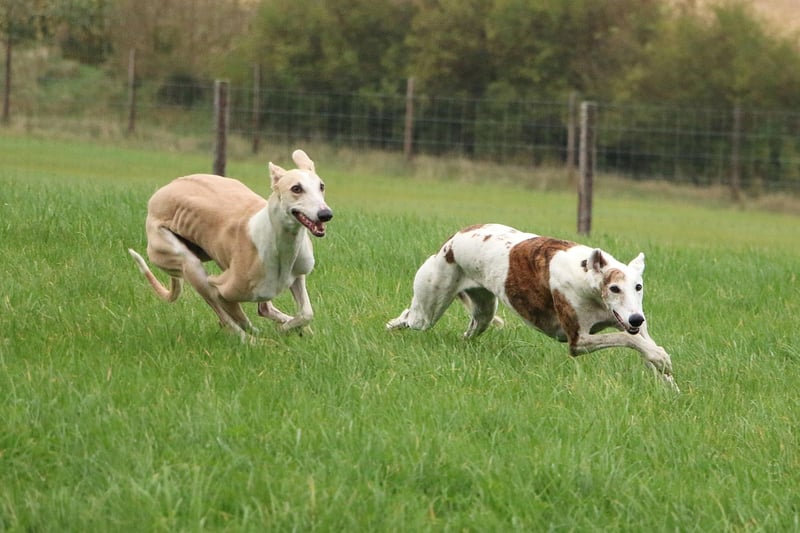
[{"left": 1, "top": 133, "right": 799, "bottom": 531}]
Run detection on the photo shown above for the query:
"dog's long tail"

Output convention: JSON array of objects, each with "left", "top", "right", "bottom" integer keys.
[{"left": 128, "top": 248, "right": 182, "bottom": 302}]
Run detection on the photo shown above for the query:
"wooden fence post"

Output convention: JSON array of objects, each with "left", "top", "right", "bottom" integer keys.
[
  {"left": 577, "top": 101, "right": 596, "bottom": 236},
  {"left": 3, "top": 33, "right": 12, "bottom": 124},
  {"left": 126, "top": 48, "right": 137, "bottom": 135},
  {"left": 403, "top": 77, "right": 415, "bottom": 161},
  {"left": 251, "top": 64, "right": 261, "bottom": 154},
  {"left": 213, "top": 80, "right": 229, "bottom": 176},
  {"left": 730, "top": 103, "right": 742, "bottom": 201}
]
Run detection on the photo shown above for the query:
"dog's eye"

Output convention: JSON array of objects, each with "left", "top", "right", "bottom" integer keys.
[
  {"left": 320, "top": 183, "right": 325, "bottom": 192},
  {"left": 635, "top": 284, "right": 643, "bottom": 291},
  {"left": 290, "top": 184, "right": 303, "bottom": 194},
  {"left": 609, "top": 285, "right": 621, "bottom": 294}
]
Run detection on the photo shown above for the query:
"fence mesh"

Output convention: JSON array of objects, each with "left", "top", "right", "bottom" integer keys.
[{"left": 10, "top": 76, "right": 800, "bottom": 193}]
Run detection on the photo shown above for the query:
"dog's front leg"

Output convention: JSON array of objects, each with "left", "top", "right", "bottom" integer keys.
[
  {"left": 570, "top": 330, "right": 677, "bottom": 390},
  {"left": 258, "top": 301, "right": 293, "bottom": 324},
  {"left": 279, "top": 275, "right": 313, "bottom": 332},
  {"left": 571, "top": 331, "right": 673, "bottom": 373},
  {"left": 632, "top": 324, "right": 679, "bottom": 391}
]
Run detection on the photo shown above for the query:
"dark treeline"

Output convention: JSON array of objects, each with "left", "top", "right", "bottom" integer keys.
[
  {"left": 3, "top": 0, "right": 800, "bottom": 110},
  {"left": 3, "top": 0, "right": 800, "bottom": 191}
]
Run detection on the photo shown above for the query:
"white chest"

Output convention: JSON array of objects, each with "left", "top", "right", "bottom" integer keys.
[{"left": 247, "top": 210, "right": 315, "bottom": 300}]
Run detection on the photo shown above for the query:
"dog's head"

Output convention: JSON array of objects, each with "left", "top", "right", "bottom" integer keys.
[
  {"left": 587, "top": 249, "right": 647, "bottom": 334},
  {"left": 268, "top": 149, "right": 333, "bottom": 237}
]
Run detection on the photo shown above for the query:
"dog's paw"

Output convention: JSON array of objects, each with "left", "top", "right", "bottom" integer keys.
[
  {"left": 386, "top": 310, "right": 410, "bottom": 331},
  {"left": 279, "top": 316, "right": 312, "bottom": 333},
  {"left": 645, "top": 346, "right": 673, "bottom": 374}
]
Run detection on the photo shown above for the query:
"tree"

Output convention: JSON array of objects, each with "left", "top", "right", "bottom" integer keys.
[
  {"left": 51, "top": 0, "right": 114, "bottom": 65},
  {"left": 107, "top": 0, "right": 253, "bottom": 80},
  {"left": 621, "top": 0, "right": 800, "bottom": 110},
  {"left": 0, "top": 0, "right": 49, "bottom": 123},
  {"left": 483, "top": 0, "right": 664, "bottom": 101},
  {"left": 406, "top": 0, "right": 493, "bottom": 97},
  {"left": 230, "top": 0, "right": 413, "bottom": 92}
]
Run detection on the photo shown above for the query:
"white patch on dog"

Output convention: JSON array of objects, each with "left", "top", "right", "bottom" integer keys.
[
  {"left": 128, "top": 149, "right": 332, "bottom": 340},
  {"left": 387, "top": 223, "right": 678, "bottom": 390}
]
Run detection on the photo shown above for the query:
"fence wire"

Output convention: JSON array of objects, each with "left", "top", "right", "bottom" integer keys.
[{"left": 15, "top": 77, "right": 800, "bottom": 193}]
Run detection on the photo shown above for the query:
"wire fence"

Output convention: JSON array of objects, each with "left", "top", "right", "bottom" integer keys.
[{"left": 13, "top": 76, "right": 800, "bottom": 194}]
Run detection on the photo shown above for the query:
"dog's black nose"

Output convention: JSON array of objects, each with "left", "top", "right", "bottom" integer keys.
[
  {"left": 629, "top": 313, "right": 645, "bottom": 328},
  {"left": 317, "top": 208, "right": 333, "bottom": 222}
]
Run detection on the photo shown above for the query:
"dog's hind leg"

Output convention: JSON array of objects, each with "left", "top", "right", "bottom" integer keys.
[
  {"left": 387, "top": 253, "right": 463, "bottom": 331},
  {"left": 146, "top": 228, "right": 252, "bottom": 339},
  {"left": 459, "top": 288, "right": 500, "bottom": 338},
  {"left": 180, "top": 255, "right": 253, "bottom": 339}
]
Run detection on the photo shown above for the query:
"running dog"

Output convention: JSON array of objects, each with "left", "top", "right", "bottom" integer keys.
[
  {"left": 387, "top": 224, "right": 678, "bottom": 389},
  {"left": 128, "top": 149, "right": 333, "bottom": 340}
]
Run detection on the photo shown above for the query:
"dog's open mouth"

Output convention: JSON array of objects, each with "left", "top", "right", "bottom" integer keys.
[
  {"left": 292, "top": 210, "right": 326, "bottom": 237},
  {"left": 613, "top": 311, "right": 640, "bottom": 335}
]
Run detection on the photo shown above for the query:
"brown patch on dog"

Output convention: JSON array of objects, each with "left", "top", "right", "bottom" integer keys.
[
  {"left": 590, "top": 249, "right": 607, "bottom": 271},
  {"left": 483, "top": 234, "right": 491, "bottom": 242},
  {"left": 505, "top": 237, "right": 574, "bottom": 337},
  {"left": 444, "top": 245, "right": 455, "bottom": 264},
  {"left": 438, "top": 234, "right": 457, "bottom": 263},
  {"left": 459, "top": 224, "right": 484, "bottom": 233},
  {"left": 552, "top": 289, "right": 580, "bottom": 349},
  {"left": 602, "top": 268, "right": 625, "bottom": 295}
]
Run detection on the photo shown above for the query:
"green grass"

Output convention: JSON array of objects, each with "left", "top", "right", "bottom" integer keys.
[{"left": 1, "top": 134, "right": 799, "bottom": 531}]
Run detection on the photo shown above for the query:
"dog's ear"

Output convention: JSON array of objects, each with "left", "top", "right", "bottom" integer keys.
[
  {"left": 629, "top": 252, "right": 645, "bottom": 274},
  {"left": 269, "top": 162, "right": 287, "bottom": 189},
  {"left": 589, "top": 248, "right": 607, "bottom": 273},
  {"left": 292, "top": 149, "right": 315, "bottom": 172}
]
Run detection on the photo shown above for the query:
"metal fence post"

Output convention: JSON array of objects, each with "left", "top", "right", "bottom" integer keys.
[
  {"left": 404, "top": 77, "right": 415, "bottom": 161},
  {"left": 213, "top": 80, "right": 229, "bottom": 176},
  {"left": 252, "top": 64, "right": 261, "bottom": 154},
  {"left": 731, "top": 103, "right": 742, "bottom": 201},
  {"left": 577, "top": 101, "right": 596, "bottom": 236},
  {"left": 3, "top": 34, "right": 12, "bottom": 124},
  {"left": 126, "top": 48, "right": 137, "bottom": 135}
]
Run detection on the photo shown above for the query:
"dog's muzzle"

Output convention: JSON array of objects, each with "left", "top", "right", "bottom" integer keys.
[
  {"left": 293, "top": 208, "right": 333, "bottom": 237},
  {"left": 614, "top": 311, "right": 644, "bottom": 335}
]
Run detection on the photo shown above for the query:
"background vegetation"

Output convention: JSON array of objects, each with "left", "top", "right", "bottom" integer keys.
[
  {"left": 4, "top": 1, "right": 800, "bottom": 195},
  {"left": 3, "top": 0, "right": 800, "bottom": 110},
  {"left": 1, "top": 133, "right": 799, "bottom": 530}
]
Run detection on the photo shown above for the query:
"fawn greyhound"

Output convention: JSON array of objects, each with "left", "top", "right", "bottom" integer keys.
[{"left": 128, "top": 149, "right": 332, "bottom": 340}]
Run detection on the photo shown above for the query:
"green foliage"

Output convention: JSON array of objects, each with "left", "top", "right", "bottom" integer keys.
[
  {"left": 1, "top": 134, "right": 800, "bottom": 530},
  {"left": 0, "top": 0, "right": 49, "bottom": 42},
  {"left": 7, "top": 0, "right": 800, "bottom": 115},
  {"left": 102, "top": 0, "right": 252, "bottom": 79},
  {"left": 485, "top": 0, "right": 665, "bottom": 101},
  {"left": 621, "top": 1, "right": 800, "bottom": 110},
  {"left": 231, "top": 0, "right": 413, "bottom": 92},
  {"left": 49, "top": 0, "right": 113, "bottom": 65},
  {"left": 407, "top": 0, "right": 493, "bottom": 98}
]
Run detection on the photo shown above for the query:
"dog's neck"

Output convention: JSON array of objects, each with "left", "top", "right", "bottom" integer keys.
[
  {"left": 265, "top": 192, "right": 303, "bottom": 236},
  {"left": 244, "top": 195, "right": 306, "bottom": 271}
]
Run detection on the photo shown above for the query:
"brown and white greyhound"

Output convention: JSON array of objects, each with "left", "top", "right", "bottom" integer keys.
[
  {"left": 387, "top": 224, "right": 678, "bottom": 390},
  {"left": 128, "top": 149, "right": 332, "bottom": 340}
]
